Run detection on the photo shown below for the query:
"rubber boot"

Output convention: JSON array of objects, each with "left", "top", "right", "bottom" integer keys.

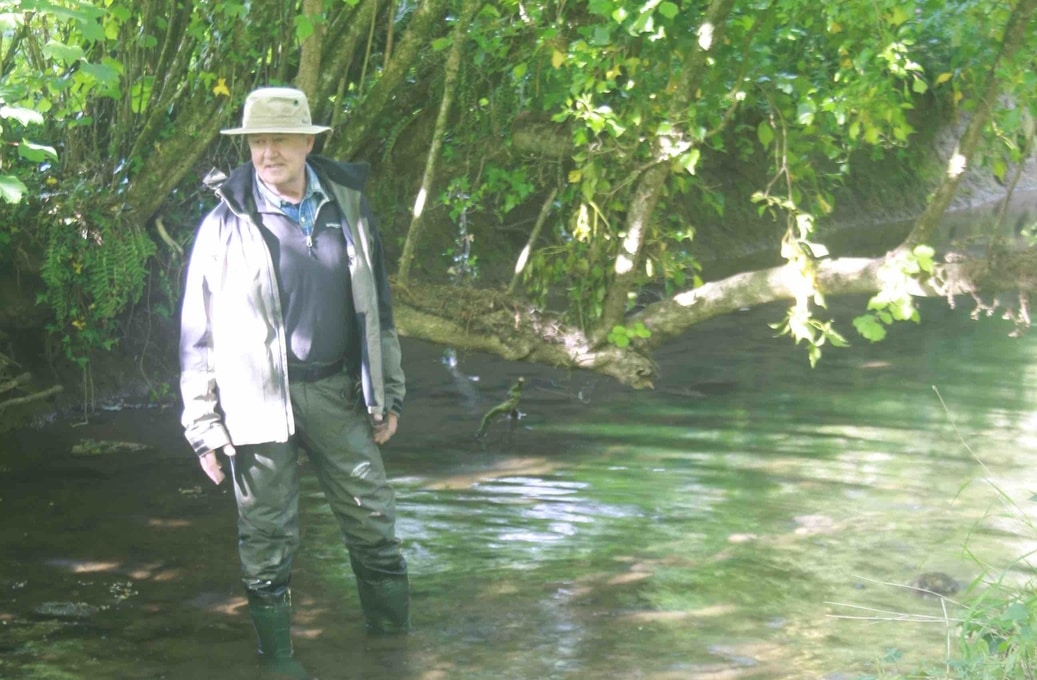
[
  {"left": 247, "top": 589, "right": 313, "bottom": 679},
  {"left": 350, "top": 554, "right": 410, "bottom": 635}
]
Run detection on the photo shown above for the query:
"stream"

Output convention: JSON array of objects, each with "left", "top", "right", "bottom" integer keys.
[{"left": 3, "top": 194, "right": 1037, "bottom": 679}]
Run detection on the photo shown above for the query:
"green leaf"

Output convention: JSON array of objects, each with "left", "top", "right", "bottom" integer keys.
[
  {"left": 796, "top": 101, "right": 815, "bottom": 126},
  {"left": 853, "top": 314, "right": 887, "bottom": 342},
  {"left": 109, "top": 6, "right": 131, "bottom": 22},
  {"left": 130, "top": 76, "right": 154, "bottom": 114},
  {"left": 887, "top": 6, "right": 912, "bottom": 27},
  {"left": 1004, "top": 602, "right": 1030, "bottom": 622},
  {"left": 591, "top": 25, "right": 612, "bottom": 45},
  {"left": 79, "top": 61, "right": 121, "bottom": 88},
  {"left": 295, "top": 15, "right": 314, "bottom": 42},
  {"left": 631, "top": 322, "right": 651, "bottom": 339},
  {"left": 42, "top": 40, "right": 85, "bottom": 64},
  {"left": 0, "top": 12, "right": 20, "bottom": 31},
  {"left": 607, "top": 325, "right": 631, "bottom": 347},
  {"left": 658, "top": 2, "right": 679, "bottom": 19},
  {"left": 757, "top": 121, "right": 774, "bottom": 148},
  {"left": 0, "top": 174, "right": 27, "bottom": 203},
  {"left": 679, "top": 148, "right": 700, "bottom": 175},
  {"left": 18, "top": 140, "right": 58, "bottom": 162},
  {"left": 892, "top": 299, "right": 914, "bottom": 320},
  {"left": 0, "top": 105, "right": 43, "bottom": 126},
  {"left": 912, "top": 245, "right": 936, "bottom": 272}
]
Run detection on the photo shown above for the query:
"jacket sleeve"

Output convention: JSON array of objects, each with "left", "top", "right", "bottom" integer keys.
[
  {"left": 179, "top": 215, "right": 233, "bottom": 455},
  {"left": 365, "top": 196, "right": 406, "bottom": 418}
]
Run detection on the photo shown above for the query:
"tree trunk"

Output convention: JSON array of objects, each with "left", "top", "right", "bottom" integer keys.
[
  {"left": 393, "top": 284, "right": 658, "bottom": 388},
  {"left": 397, "top": 0, "right": 482, "bottom": 284},
  {"left": 315, "top": 0, "right": 378, "bottom": 122},
  {"left": 903, "top": 0, "right": 1037, "bottom": 248},
  {"left": 323, "top": 0, "right": 452, "bottom": 160},
  {"left": 597, "top": 0, "right": 737, "bottom": 337},
  {"left": 122, "top": 99, "right": 232, "bottom": 222},
  {"left": 295, "top": 0, "right": 325, "bottom": 101}
]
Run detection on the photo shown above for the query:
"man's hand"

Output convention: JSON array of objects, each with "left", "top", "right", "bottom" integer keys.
[
  {"left": 199, "top": 443, "right": 237, "bottom": 485},
  {"left": 372, "top": 412, "right": 399, "bottom": 445}
]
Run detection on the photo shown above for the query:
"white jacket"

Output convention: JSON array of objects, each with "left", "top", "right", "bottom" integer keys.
[{"left": 179, "top": 157, "right": 405, "bottom": 455}]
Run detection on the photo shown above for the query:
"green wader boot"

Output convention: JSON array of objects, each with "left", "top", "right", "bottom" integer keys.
[
  {"left": 350, "top": 555, "right": 411, "bottom": 635},
  {"left": 247, "top": 589, "right": 313, "bottom": 679}
]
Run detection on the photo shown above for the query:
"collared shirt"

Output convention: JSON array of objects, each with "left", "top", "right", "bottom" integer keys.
[
  {"left": 255, "top": 164, "right": 329, "bottom": 249},
  {"left": 251, "top": 163, "right": 356, "bottom": 367}
]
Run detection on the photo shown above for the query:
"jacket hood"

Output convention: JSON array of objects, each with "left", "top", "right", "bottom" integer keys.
[{"left": 216, "top": 155, "right": 371, "bottom": 215}]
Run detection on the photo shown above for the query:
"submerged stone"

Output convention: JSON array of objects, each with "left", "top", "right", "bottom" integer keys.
[
  {"left": 32, "top": 601, "right": 99, "bottom": 620},
  {"left": 909, "top": 572, "right": 960, "bottom": 597},
  {"left": 70, "top": 439, "right": 150, "bottom": 456}
]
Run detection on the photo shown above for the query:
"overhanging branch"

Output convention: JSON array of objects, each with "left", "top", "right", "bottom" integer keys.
[{"left": 391, "top": 248, "right": 1037, "bottom": 389}]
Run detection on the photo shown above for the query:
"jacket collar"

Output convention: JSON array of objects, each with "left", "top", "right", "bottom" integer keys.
[{"left": 217, "top": 155, "right": 370, "bottom": 216}]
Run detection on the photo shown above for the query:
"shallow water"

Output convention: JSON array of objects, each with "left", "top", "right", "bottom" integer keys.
[{"left": 2, "top": 294, "right": 1037, "bottom": 680}]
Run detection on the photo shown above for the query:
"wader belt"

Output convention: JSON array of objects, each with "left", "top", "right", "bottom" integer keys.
[{"left": 287, "top": 359, "right": 344, "bottom": 383}]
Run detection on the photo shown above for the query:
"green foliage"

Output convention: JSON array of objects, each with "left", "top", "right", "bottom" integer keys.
[
  {"left": 853, "top": 245, "right": 936, "bottom": 343},
  {"left": 520, "top": 195, "right": 614, "bottom": 329},
  {"left": 952, "top": 586, "right": 1037, "bottom": 679},
  {"left": 606, "top": 321, "right": 650, "bottom": 348},
  {"left": 0, "top": 86, "right": 57, "bottom": 205},
  {"left": 437, "top": 0, "right": 1034, "bottom": 352},
  {"left": 0, "top": 0, "right": 309, "bottom": 370},
  {"left": 0, "top": 0, "right": 1032, "bottom": 377},
  {"left": 771, "top": 307, "right": 850, "bottom": 368},
  {"left": 36, "top": 200, "right": 156, "bottom": 364}
]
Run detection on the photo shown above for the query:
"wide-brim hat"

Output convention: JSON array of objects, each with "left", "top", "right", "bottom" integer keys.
[{"left": 221, "top": 87, "right": 332, "bottom": 135}]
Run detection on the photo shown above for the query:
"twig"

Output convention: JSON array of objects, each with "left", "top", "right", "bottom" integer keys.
[
  {"left": 850, "top": 573, "right": 964, "bottom": 605},
  {"left": 826, "top": 609, "right": 956, "bottom": 624},
  {"left": 154, "top": 216, "right": 183, "bottom": 257}
]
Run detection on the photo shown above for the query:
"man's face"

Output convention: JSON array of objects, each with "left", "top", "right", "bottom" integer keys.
[{"left": 247, "top": 133, "right": 315, "bottom": 199}]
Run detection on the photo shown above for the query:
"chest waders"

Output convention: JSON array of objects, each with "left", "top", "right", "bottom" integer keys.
[
  {"left": 215, "top": 171, "right": 408, "bottom": 674},
  {"left": 234, "top": 373, "right": 409, "bottom": 675}
]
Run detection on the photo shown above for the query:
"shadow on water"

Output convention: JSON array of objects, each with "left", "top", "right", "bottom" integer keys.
[{"left": 6, "top": 235, "right": 1037, "bottom": 676}]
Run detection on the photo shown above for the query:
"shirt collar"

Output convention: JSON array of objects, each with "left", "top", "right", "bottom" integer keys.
[{"left": 254, "top": 163, "right": 326, "bottom": 213}]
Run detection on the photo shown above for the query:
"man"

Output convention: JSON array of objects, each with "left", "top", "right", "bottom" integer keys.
[{"left": 179, "top": 86, "right": 409, "bottom": 676}]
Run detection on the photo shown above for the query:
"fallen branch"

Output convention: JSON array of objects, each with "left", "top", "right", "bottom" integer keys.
[
  {"left": 0, "top": 384, "right": 64, "bottom": 411},
  {"left": 0, "top": 372, "right": 31, "bottom": 395}
]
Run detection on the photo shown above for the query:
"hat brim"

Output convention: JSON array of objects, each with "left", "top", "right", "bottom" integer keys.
[{"left": 221, "top": 124, "right": 332, "bottom": 135}]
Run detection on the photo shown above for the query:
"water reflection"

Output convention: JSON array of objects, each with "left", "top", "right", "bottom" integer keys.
[{"left": 376, "top": 297, "right": 1037, "bottom": 679}]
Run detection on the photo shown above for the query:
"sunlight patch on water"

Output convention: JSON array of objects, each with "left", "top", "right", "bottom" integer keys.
[{"left": 43, "top": 559, "right": 121, "bottom": 574}]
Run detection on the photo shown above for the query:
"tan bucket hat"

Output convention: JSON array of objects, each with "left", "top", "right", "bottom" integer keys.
[{"left": 221, "top": 87, "right": 332, "bottom": 135}]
